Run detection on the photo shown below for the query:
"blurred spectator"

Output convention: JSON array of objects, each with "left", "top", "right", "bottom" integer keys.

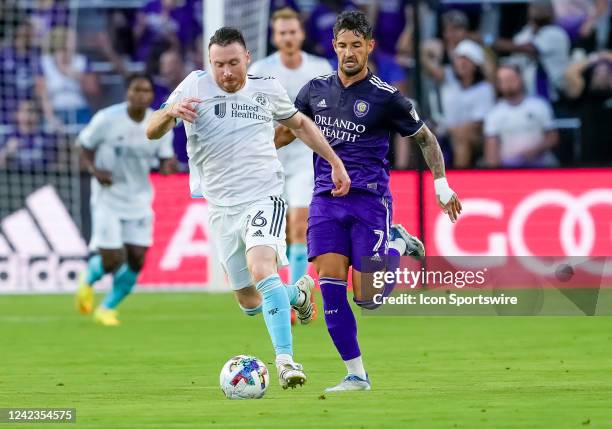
[
  {"left": 41, "top": 27, "right": 99, "bottom": 126},
  {"left": 490, "top": 1, "right": 570, "bottom": 103},
  {"left": 440, "top": 40, "right": 495, "bottom": 168},
  {"left": 0, "top": 20, "right": 57, "bottom": 127},
  {"left": 553, "top": 0, "right": 609, "bottom": 50},
  {"left": 29, "top": 0, "right": 71, "bottom": 48},
  {"left": 565, "top": 50, "right": 612, "bottom": 164},
  {"left": 370, "top": 0, "right": 413, "bottom": 93},
  {"left": 0, "top": 100, "right": 58, "bottom": 171},
  {"left": 152, "top": 49, "right": 189, "bottom": 166},
  {"left": 306, "top": 0, "right": 357, "bottom": 64},
  {"left": 422, "top": 10, "right": 470, "bottom": 84},
  {"left": 484, "top": 64, "right": 559, "bottom": 167},
  {"left": 134, "top": 0, "right": 201, "bottom": 73}
]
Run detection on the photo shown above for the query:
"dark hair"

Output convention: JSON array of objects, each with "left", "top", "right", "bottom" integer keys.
[
  {"left": 125, "top": 73, "right": 154, "bottom": 89},
  {"left": 333, "top": 10, "right": 372, "bottom": 40},
  {"left": 208, "top": 27, "right": 247, "bottom": 50}
]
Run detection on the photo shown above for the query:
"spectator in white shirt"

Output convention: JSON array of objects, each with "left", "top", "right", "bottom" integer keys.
[
  {"left": 41, "top": 27, "right": 99, "bottom": 125},
  {"left": 484, "top": 64, "right": 559, "bottom": 167},
  {"left": 441, "top": 40, "right": 496, "bottom": 168},
  {"left": 488, "top": 1, "right": 570, "bottom": 102}
]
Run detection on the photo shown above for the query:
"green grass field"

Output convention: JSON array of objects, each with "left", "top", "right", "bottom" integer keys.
[{"left": 1, "top": 292, "right": 611, "bottom": 428}]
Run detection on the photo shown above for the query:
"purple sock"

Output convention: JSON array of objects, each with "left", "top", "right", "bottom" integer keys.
[
  {"left": 354, "top": 249, "right": 402, "bottom": 310},
  {"left": 320, "top": 277, "right": 361, "bottom": 361}
]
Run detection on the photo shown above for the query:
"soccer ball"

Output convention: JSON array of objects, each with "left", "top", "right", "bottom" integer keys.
[{"left": 219, "top": 355, "right": 269, "bottom": 400}]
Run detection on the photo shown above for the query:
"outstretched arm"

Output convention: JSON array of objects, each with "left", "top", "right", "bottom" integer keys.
[
  {"left": 279, "top": 112, "right": 351, "bottom": 197},
  {"left": 274, "top": 124, "right": 297, "bottom": 149},
  {"left": 411, "top": 125, "right": 462, "bottom": 222}
]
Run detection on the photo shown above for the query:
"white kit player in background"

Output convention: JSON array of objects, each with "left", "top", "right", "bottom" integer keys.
[
  {"left": 249, "top": 7, "right": 333, "bottom": 324},
  {"left": 146, "top": 27, "right": 350, "bottom": 389},
  {"left": 76, "top": 74, "right": 176, "bottom": 327}
]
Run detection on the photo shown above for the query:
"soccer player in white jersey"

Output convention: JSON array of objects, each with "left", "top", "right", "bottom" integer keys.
[
  {"left": 146, "top": 27, "right": 350, "bottom": 389},
  {"left": 75, "top": 74, "right": 176, "bottom": 326},
  {"left": 250, "top": 8, "right": 333, "bottom": 324}
]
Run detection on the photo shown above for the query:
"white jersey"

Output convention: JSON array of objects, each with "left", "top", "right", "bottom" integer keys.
[
  {"left": 163, "top": 70, "right": 298, "bottom": 206},
  {"left": 249, "top": 52, "right": 333, "bottom": 172},
  {"left": 78, "top": 102, "right": 174, "bottom": 219},
  {"left": 484, "top": 96, "right": 557, "bottom": 165}
]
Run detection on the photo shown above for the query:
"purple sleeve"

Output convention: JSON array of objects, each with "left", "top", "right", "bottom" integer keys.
[
  {"left": 387, "top": 92, "right": 424, "bottom": 137},
  {"left": 294, "top": 82, "right": 312, "bottom": 118}
]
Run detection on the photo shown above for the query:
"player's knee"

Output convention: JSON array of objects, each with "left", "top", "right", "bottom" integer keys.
[
  {"left": 127, "top": 252, "right": 146, "bottom": 272},
  {"left": 102, "top": 254, "right": 123, "bottom": 273}
]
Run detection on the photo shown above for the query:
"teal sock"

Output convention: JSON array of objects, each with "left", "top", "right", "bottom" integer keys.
[
  {"left": 101, "top": 264, "right": 139, "bottom": 310},
  {"left": 256, "top": 274, "right": 292, "bottom": 356},
  {"left": 285, "top": 282, "right": 300, "bottom": 306},
  {"left": 289, "top": 243, "right": 308, "bottom": 284},
  {"left": 85, "top": 254, "right": 105, "bottom": 285}
]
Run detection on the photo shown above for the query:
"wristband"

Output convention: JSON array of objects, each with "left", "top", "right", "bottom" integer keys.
[{"left": 434, "top": 177, "right": 454, "bottom": 205}]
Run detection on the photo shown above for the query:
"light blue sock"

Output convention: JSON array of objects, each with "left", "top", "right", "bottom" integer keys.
[
  {"left": 101, "top": 264, "right": 139, "bottom": 310},
  {"left": 285, "top": 282, "right": 300, "bottom": 306},
  {"left": 256, "top": 274, "right": 292, "bottom": 356},
  {"left": 85, "top": 254, "right": 105, "bottom": 286},
  {"left": 289, "top": 243, "right": 308, "bottom": 284}
]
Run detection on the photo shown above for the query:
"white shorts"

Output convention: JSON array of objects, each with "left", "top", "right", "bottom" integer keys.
[
  {"left": 89, "top": 205, "right": 153, "bottom": 250},
  {"left": 282, "top": 168, "right": 314, "bottom": 209},
  {"left": 208, "top": 196, "right": 289, "bottom": 290}
]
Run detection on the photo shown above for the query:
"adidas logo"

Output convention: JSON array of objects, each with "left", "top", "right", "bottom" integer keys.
[
  {"left": 317, "top": 99, "right": 327, "bottom": 108},
  {"left": 0, "top": 185, "right": 88, "bottom": 293},
  {"left": 252, "top": 230, "right": 264, "bottom": 237}
]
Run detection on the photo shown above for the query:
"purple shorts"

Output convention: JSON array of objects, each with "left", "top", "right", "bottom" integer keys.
[{"left": 307, "top": 191, "right": 393, "bottom": 271}]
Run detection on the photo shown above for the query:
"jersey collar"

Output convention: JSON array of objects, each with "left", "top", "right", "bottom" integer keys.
[{"left": 334, "top": 68, "right": 373, "bottom": 90}]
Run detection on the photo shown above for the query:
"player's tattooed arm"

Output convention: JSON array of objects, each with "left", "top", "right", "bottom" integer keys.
[
  {"left": 413, "top": 125, "right": 445, "bottom": 179},
  {"left": 412, "top": 125, "right": 462, "bottom": 222},
  {"left": 274, "top": 124, "right": 297, "bottom": 149}
]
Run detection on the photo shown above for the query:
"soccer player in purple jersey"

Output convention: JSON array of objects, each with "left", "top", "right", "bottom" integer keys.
[{"left": 275, "top": 10, "right": 462, "bottom": 392}]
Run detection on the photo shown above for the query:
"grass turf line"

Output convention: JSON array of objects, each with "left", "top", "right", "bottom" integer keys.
[{"left": 0, "top": 293, "right": 611, "bottom": 428}]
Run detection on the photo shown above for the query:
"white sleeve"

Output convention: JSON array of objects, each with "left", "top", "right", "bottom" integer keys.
[
  {"left": 78, "top": 111, "right": 107, "bottom": 150},
  {"left": 271, "top": 79, "right": 298, "bottom": 121},
  {"left": 536, "top": 98, "right": 555, "bottom": 130},
  {"left": 161, "top": 71, "right": 198, "bottom": 108},
  {"left": 469, "top": 84, "right": 496, "bottom": 122},
  {"left": 157, "top": 129, "right": 175, "bottom": 159},
  {"left": 533, "top": 27, "right": 564, "bottom": 57},
  {"left": 483, "top": 108, "right": 500, "bottom": 137},
  {"left": 248, "top": 60, "right": 264, "bottom": 76}
]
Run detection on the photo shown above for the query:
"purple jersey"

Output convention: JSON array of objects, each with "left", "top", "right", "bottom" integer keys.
[
  {"left": 295, "top": 70, "right": 424, "bottom": 197},
  {"left": 0, "top": 47, "right": 43, "bottom": 124}
]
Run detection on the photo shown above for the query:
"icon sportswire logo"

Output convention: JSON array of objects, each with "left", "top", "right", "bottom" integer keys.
[{"left": 0, "top": 186, "right": 87, "bottom": 293}]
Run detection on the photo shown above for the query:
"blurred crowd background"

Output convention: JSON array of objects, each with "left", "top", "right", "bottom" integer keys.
[{"left": 1, "top": 0, "right": 611, "bottom": 173}]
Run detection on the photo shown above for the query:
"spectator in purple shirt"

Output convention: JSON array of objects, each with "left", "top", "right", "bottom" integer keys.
[
  {"left": 1, "top": 100, "right": 58, "bottom": 171},
  {"left": 134, "top": 0, "right": 201, "bottom": 71},
  {"left": 306, "top": 0, "right": 357, "bottom": 64},
  {"left": 371, "top": 0, "right": 412, "bottom": 93},
  {"left": 152, "top": 49, "right": 190, "bottom": 166},
  {"left": 0, "top": 20, "right": 57, "bottom": 127}
]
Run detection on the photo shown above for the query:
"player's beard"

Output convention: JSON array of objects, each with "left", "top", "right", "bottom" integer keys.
[{"left": 341, "top": 59, "right": 365, "bottom": 77}]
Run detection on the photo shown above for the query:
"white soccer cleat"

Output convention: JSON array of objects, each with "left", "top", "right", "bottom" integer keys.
[
  {"left": 276, "top": 361, "right": 307, "bottom": 390},
  {"left": 390, "top": 224, "right": 425, "bottom": 259},
  {"left": 293, "top": 274, "right": 315, "bottom": 325},
  {"left": 325, "top": 374, "right": 371, "bottom": 392}
]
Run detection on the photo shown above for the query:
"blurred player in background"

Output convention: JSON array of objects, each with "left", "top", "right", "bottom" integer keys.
[
  {"left": 146, "top": 28, "right": 350, "bottom": 389},
  {"left": 249, "top": 7, "right": 333, "bottom": 324},
  {"left": 276, "top": 10, "right": 462, "bottom": 392},
  {"left": 75, "top": 73, "right": 176, "bottom": 326}
]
